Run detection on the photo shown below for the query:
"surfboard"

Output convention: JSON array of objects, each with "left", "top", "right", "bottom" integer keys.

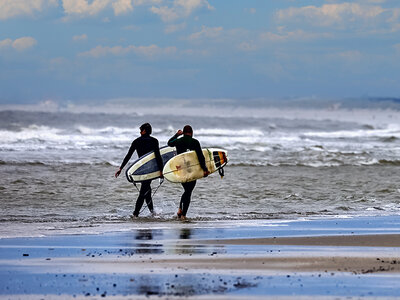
[
  {"left": 163, "top": 148, "right": 228, "bottom": 183},
  {"left": 125, "top": 146, "right": 177, "bottom": 183}
]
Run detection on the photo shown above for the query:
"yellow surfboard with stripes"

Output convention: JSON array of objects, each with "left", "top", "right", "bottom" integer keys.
[{"left": 163, "top": 148, "right": 228, "bottom": 183}]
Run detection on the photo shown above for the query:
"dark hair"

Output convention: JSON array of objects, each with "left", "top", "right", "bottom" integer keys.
[
  {"left": 140, "top": 123, "right": 152, "bottom": 135},
  {"left": 183, "top": 125, "right": 193, "bottom": 135}
]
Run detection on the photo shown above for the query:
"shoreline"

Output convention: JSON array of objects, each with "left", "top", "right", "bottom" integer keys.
[
  {"left": 2, "top": 213, "right": 400, "bottom": 240},
  {"left": 1, "top": 215, "right": 400, "bottom": 299}
]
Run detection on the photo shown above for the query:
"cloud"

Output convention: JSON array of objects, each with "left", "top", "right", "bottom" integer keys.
[
  {"left": 62, "top": 0, "right": 137, "bottom": 17},
  {"left": 133, "top": 0, "right": 162, "bottom": 5},
  {"left": 175, "top": 0, "right": 213, "bottom": 14},
  {"left": 1, "top": 0, "right": 210, "bottom": 20},
  {"left": 150, "top": 0, "right": 213, "bottom": 22},
  {"left": 0, "top": 37, "right": 37, "bottom": 51},
  {"left": 276, "top": 3, "right": 386, "bottom": 26},
  {"left": 0, "top": 0, "right": 58, "bottom": 20},
  {"left": 62, "top": 0, "right": 110, "bottom": 16},
  {"left": 112, "top": 0, "right": 133, "bottom": 15},
  {"left": 0, "top": 39, "right": 12, "bottom": 49},
  {"left": 387, "top": 8, "right": 400, "bottom": 31},
  {"left": 13, "top": 37, "right": 37, "bottom": 51},
  {"left": 60, "top": 0, "right": 165, "bottom": 18},
  {"left": 237, "top": 41, "right": 257, "bottom": 52},
  {"left": 260, "top": 28, "right": 332, "bottom": 42},
  {"left": 78, "top": 44, "right": 177, "bottom": 58},
  {"left": 186, "top": 26, "right": 253, "bottom": 53},
  {"left": 150, "top": 5, "right": 177, "bottom": 22},
  {"left": 187, "top": 26, "right": 223, "bottom": 41},
  {"left": 73, "top": 34, "right": 88, "bottom": 41}
]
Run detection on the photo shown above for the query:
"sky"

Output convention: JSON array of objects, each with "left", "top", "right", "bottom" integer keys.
[{"left": 1, "top": 0, "right": 400, "bottom": 104}]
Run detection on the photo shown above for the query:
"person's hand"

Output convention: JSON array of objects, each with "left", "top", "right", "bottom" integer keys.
[
  {"left": 203, "top": 170, "right": 210, "bottom": 177},
  {"left": 176, "top": 129, "right": 183, "bottom": 136},
  {"left": 115, "top": 168, "right": 122, "bottom": 178}
]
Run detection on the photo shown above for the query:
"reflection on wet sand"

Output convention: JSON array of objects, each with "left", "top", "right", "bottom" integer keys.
[
  {"left": 1, "top": 217, "right": 400, "bottom": 298},
  {"left": 115, "top": 228, "right": 224, "bottom": 256},
  {"left": 174, "top": 228, "right": 225, "bottom": 255},
  {"left": 179, "top": 228, "right": 192, "bottom": 239}
]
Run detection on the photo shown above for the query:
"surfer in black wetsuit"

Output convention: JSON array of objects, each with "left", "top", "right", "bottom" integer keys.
[
  {"left": 168, "top": 125, "right": 209, "bottom": 220},
  {"left": 115, "top": 123, "right": 163, "bottom": 217}
]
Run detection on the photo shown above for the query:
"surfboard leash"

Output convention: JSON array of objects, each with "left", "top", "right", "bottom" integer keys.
[
  {"left": 218, "top": 167, "right": 224, "bottom": 178},
  {"left": 134, "top": 177, "right": 164, "bottom": 215}
]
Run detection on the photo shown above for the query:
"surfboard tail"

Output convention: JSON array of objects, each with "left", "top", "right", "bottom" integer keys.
[{"left": 213, "top": 150, "right": 228, "bottom": 169}]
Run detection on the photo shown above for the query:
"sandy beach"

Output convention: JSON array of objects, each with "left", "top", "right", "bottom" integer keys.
[{"left": 1, "top": 216, "right": 400, "bottom": 299}]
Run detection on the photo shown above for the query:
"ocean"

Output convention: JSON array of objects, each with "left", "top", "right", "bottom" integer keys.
[{"left": 1, "top": 98, "right": 400, "bottom": 238}]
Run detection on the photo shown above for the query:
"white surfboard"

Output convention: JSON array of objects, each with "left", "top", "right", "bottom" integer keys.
[
  {"left": 163, "top": 148, "right": 228, "bottom": 183},
  {"left": 125, "top": 146, "right": 177, "bottom": 183}
]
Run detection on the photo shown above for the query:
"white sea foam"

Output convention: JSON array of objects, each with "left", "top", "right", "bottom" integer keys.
[
  {"left": 0, "top": 108, "right": 399, "bottom": 168},
  {"left": 196, "top": 128, "right": 264, "bottom": 136},
  {"left": 303, "top": 124, "right": 400, "bottom": 139}
]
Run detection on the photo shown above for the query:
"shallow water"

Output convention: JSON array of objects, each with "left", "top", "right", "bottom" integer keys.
[{"left": 1, "top": 101, "right": 400, "bottom": 237}]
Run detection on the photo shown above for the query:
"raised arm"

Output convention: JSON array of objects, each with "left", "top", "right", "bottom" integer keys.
[{"left": 167, "top": 130, "right": 183, "bottom": 146}]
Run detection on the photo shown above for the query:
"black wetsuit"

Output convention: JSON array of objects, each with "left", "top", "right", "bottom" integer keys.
[
  {"left": 120, "top": 134, "right": 163, "bottom": 216},
  {"left": 168, "top": 133, "right": 208, "bottom": 217}
]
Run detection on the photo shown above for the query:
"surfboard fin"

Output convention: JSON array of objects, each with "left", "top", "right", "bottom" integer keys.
[{"left": 218, "top": 167, "right": 224, "bottom": 179}]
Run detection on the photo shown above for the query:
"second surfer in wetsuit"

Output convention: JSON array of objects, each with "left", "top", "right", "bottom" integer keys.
[
  {"left": 115, "top": 123, "right": 163, "bottom": 217},
  {"left": 168, "top": 125, "right": 209, "bottom": 220}
]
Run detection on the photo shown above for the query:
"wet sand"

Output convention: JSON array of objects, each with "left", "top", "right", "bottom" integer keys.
[
  {"left": 1, "top": 216, "right": 400, "bottom": 299},
  {"left": 194, "top": 233, "right": 400, "bottom": 247}
]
